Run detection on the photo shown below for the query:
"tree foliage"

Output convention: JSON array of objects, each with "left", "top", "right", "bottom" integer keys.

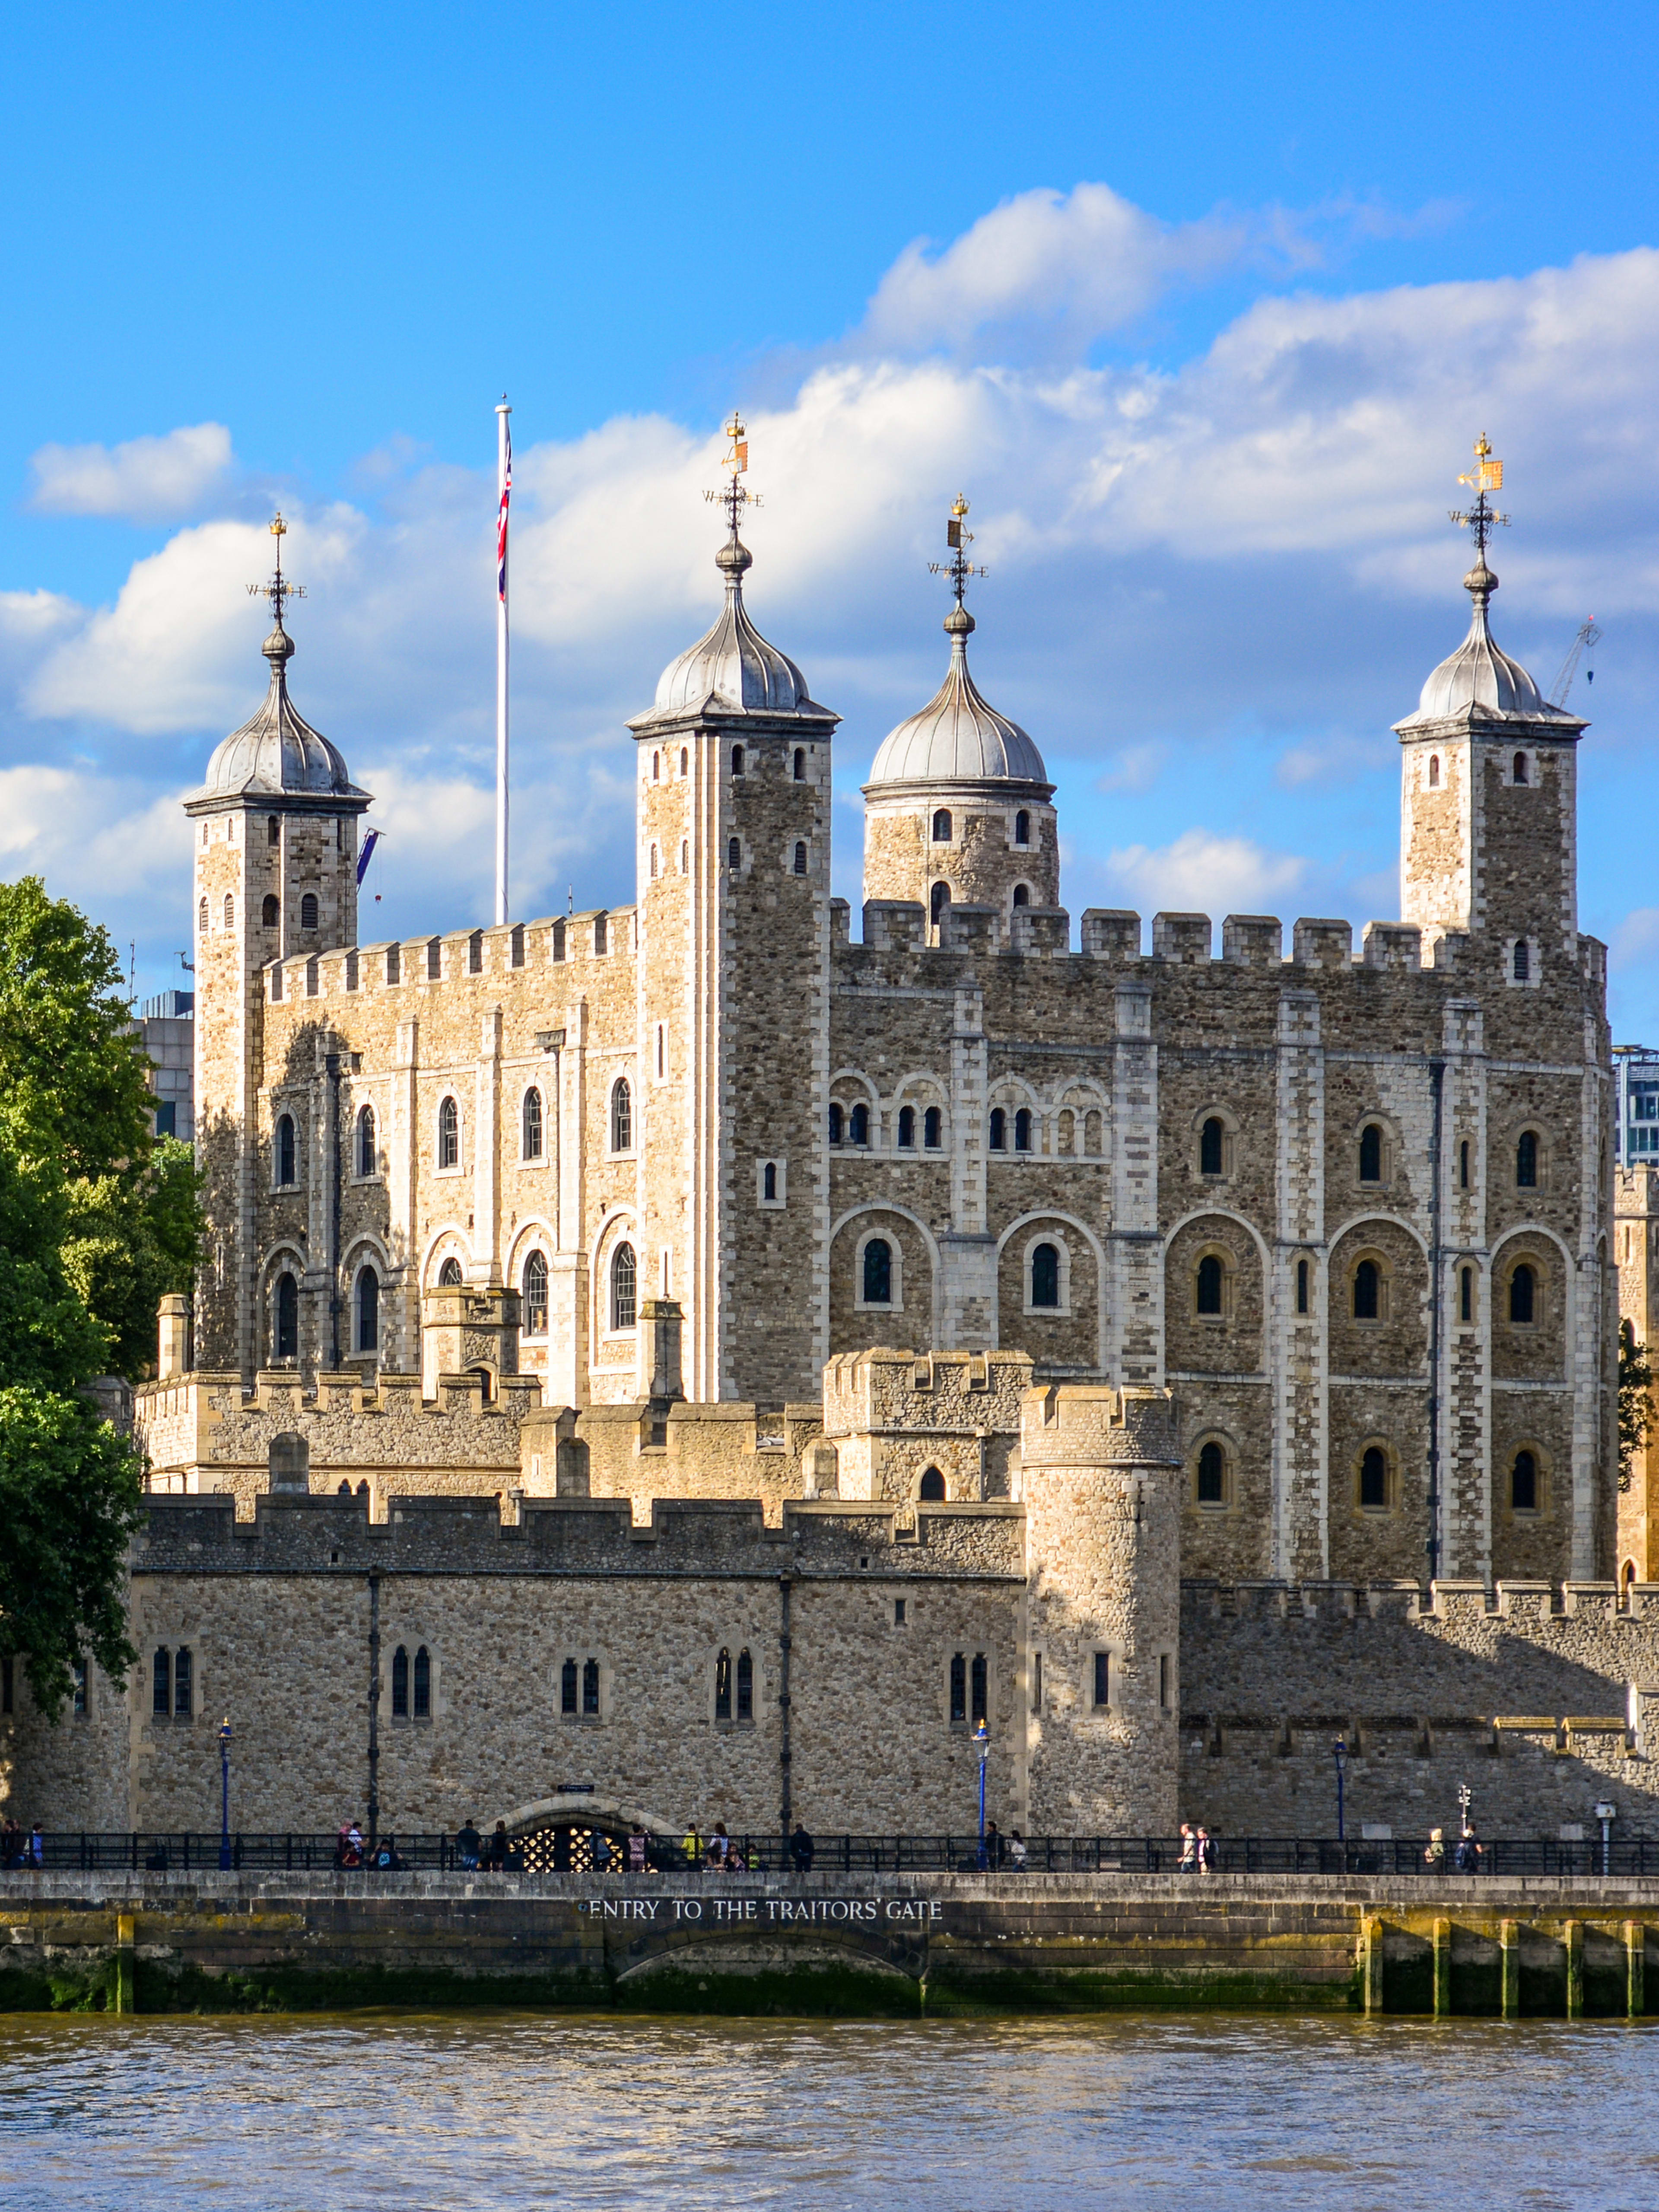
[
  {"left": 1620, "top": 1319, "right": 1653, "bottom": 1497},
  {"left": 0, "top": 876, "right": 205, "bottom": 1711}
]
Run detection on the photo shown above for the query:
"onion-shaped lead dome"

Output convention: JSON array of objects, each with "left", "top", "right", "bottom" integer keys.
[
  {"left": 1396, "top": 556, "right": 1581, "bottom": 732},
  {"left": 633, "top": 531, "right": 835, "bottom": 728},
  {"left": 192, "top": 619, "right": 366, "bottom": 800},
  {"left": 866, "top": 605, "right": 1049, "bottom": 786}
]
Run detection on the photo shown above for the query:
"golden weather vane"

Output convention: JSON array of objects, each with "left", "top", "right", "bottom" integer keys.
[
  {"left": 246, "top": 511, "right": 307, "bottom": 623},
  {"left": 928, "top": 493, "right": 988, "bottom": 607},
  {"left": 703, "top": 410, "right": 763, "bottom": 535},
  {"left": 1449, "top": 434, "right": 1510, "bottom": 556}
]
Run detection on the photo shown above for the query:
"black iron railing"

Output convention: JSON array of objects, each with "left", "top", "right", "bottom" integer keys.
[{"left": 3, "top": 1833, "right": 1658, "bottom": 1878}]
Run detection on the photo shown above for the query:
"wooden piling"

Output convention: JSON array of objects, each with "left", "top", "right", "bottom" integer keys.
[
  {"left": 1564, "top": 1920, "right": 1583, "bottom": 2020},
  {"left": 112, "top": 1912, "right": 136, "bottom": 2016},
  {"left": 1500, "top": 1920, "right": 1519, "bottom": 2018},
  {"left": 1627, "top": 1921, "right": 1645, "bottom": 2020},
  {"left": 1361, "top": 1916, "right": 1384, "bottom": 2013},
  {"left": 1432, "top": 1917, "right": 1451, "bottom": 2017}
]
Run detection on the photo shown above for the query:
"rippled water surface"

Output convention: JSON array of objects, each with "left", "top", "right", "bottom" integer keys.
[{"left": 0, "top": 2011, "right": 1654, "bottom": 2210}]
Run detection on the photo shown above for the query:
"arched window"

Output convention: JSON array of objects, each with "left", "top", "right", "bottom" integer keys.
[
  {"left": 523, "top": 1249, "right": 548, "bottom": 1335},
  {"left": 153, "top": 1647, "right": 170, "bottom": 1716},
  {"left": 932, "top": 809, "right": 952, "bottom": 843},
  {"left": 1509, "top": 1262, "right": 1536, "bottom": 1324},
  {"left": 931, "top": 881, "right": 950, "bottom": 928},
  {"left": 989, "top": 1107, "right": 1007, "bottom": 1151},
  {"left": 1516, "top": 1129, "right": 1538, "bottom": 1187},
  {"left": 438, "top": 1095, "right": 459, "bottom": 1169},
  {"left": 736, "top": 1647, "right": 753, "bottom": 1721},
  {"left": 583, "top": 1656, "right": 601, "bottom": 1713},
  {"left": 924, "top": 1106, "right": 942, "bottom": 1149},
  {"left": 173, "top": 1646, "right": 191, "bottom": 1717},
  {"left": 1058, "top": 1110, "right": 1074, "bottom": 1156},
  {"left": 1460, "top": 1265, "right": 1474, "bottom": 1323},
  {"left": 1084, "top": 1109, "right": 1102, "bottom": 1154},
  {"left": 1014, "top": 1108, "right": 1032, "bottom": 1152},
  {"left": 715, "top": 1647, "right": 732, "bottom": 1720},
  {"left": 970, "top": 1653, "right": 988, "bottom": 1726},
  {"left": 1196, "top": 1440, "right": 1225, "bottom": 1504},
  {"left": 413, "top": 1645, "right": 431, "bottom": 1718},
  {"left": 862, "top": 1238, "right": 892, "bottom": 1305},
  {"left": 731, "top": 744, "right": 744, "bottom": 775},
  {"left": 1354, "top": 1258, "right": 1381, "bottom": 1320},
  {"left": 1200, "top": 1116, "right": 1225, "bottom": 1176},
  {"left": 651, "top": 749, "right": 660, "bottom": 781},
  {"left": 391, "top": 1645, "right": 409, "bottom": 1717},
  {"left": 898, "top": 1106, "right": 915, "bottom": 1148},
  {"left": 763, "top": 1161, "right": 777, "bottom": 1201},
  {"left": 849, "top": 1102, "right": 869, "bottom": 1147},
  {"left": 610, "top": 1077, "right": 632, "bottom": 1152},
  {"left": 793, "top": 841, "right": 807, "bottom": 876},
  {"left": 1459, "top": 1139, "right": 1470, "bottom": 1189},
  {"left": 611, "top": 1243, "right": 637, "bottom": 1331},
  {"left": 276, "top": 1113, "right": 296, "bottom": 1186},
  {"left": 198, "top": 896, "right": 208, "bottom": 935},
  {"left": 522, "top": 1087, "right": 543, "bottom": 1160},
  {"left": 1359, "top": 1123, "right": 1383, "bottom": 1183},
  {"left": 728, "top": 837, "right": 741, "bottom": 870},
  {"left": 439, "top": 1256, "right": 463, "bottom": 1287},
  {"left": 262, "top": 893, "right": 279, "bottom": 928},
  {"left": 793, "top": 748, "right": 806, "bottom": 781},
  {"left": 267, "top": 814, "right": 280, "bottom": 845},
  {"left": 267, "top": 1273, "right": 300, "bottom": 1365},
  {"left": 1196, "top": 1254, "right": 1224, "bottom": 1316},
  {"left": 1359, "top": 1446, "right": 1388, "bottom": 1508},
  {"left": 1014, "top": 809, "right": 1030, "bottom": 846},
  {"left": 356, "top": 1105, "right": 375, "bottom": 1177},
  {"left": 949, "top": 1653, "right": 966, "bottom": 1724},
  {"left": 1511, "top": 1449, "right": 1538, "bottom": 1512},
  {"left": 828, "top": 1103, "right": 843, "bottom": 1145},
  {"left": 223, "top": 893, "right": 235, "bottom": 928},
  {"left": 1012, "top": 884, "right": 1030, "bottom": 909},
  {"left": 300, "top": 892, "right": 318, "bottom": 931},
  {"left": 919, "top": 1466, "right": 946, "bottom": 1501},
  {"left": 1296, "top": 1259, "right": 1309, "bottom": 1315},
  {"left": 561, "top": 1657, "right": 578, "bottom": 1714},
  {"left": 1514, "top": 939, "right": 1531, "bottom": 982},
  {"left": 1030, "top": 1242, "right": 1060, "bottom": 1308},
  {"left": 1513, "top": 751, "right": 1529, "bottom": 785},
  {"left": 356, "top": 1266, "right": 379, "bottom": 1353},
  {"left": 1428, "top": 754, "right": 1440, "bottom": 786}
]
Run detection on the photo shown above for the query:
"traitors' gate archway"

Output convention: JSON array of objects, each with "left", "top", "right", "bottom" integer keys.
[{"left": 491, "top": 1792, "right": 680, "bottom": 1872}]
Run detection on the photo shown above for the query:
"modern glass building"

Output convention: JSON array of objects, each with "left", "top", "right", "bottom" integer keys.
[{"left": 1615, "top": 1045, "right": 1659, "bottom": 1165}]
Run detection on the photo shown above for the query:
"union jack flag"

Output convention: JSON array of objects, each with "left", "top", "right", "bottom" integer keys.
[{"left": 497, "top": 418, "right": 512, "bottom": 603}]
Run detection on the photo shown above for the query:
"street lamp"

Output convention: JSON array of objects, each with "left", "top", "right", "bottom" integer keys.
[
  {"left": 218, "top": 1717, "right": 233, "bottom": 1871},
  {"left": 973, "top": 1720, "right": 989, "bottom": 1863},
  {"left": 1333, "top": 1739, "right": 1347, "bottom": 1844},
  {"left": 1595, "top": 1801, "right": 1618, "bottom": 1878}
]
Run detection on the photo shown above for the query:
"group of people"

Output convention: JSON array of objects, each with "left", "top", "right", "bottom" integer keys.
[
  {"left": 333, "top": 1821, "right": 409, "bottom": 1872},
  {"left": 1177, "top": 1824, "right": 1217, "bottom": 1872},
  {"left": 0, "top": 1821, "right": 42, "bottom": 1869},
  {"left": 454, "top": 1818, "right": 524, "bottom": 1871},
  {"left": 1425, "top": 1825, "right": 1485, "bottom": 1873}
]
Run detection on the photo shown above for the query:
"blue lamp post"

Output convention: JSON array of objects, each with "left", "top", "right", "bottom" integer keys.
[
  {"left": 973, "top": 1720, "right": 989, "bottom": 1863},
  {"left": 218, "top": 1716, "right": 233, "bottom": 1871},
  {"left": 1333, "top": 1738, "right": 1348, "bottom": 1845}
]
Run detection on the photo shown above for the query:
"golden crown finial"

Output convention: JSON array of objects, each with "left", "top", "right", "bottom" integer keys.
[{"left": 270, "top": 512, "right": 286, "bottom": 539}]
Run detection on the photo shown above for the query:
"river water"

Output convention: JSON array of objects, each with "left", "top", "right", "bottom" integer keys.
[{"left": 1, "top": 2011, "right": 1653, "bottom": 2211}]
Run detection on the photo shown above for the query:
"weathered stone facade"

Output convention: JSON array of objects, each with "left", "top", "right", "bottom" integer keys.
[{"left": 19, "top": 467, "right": 1643, "bottom": 1846}]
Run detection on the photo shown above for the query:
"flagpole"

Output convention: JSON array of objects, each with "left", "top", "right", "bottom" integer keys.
[{"left": 495, "top": 397, "right": 512, "bottom": 928}]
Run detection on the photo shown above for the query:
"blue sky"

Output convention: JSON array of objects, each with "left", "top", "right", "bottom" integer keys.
[{"left": 3, "top": 1, "right": 1658, "bottom": 1028}]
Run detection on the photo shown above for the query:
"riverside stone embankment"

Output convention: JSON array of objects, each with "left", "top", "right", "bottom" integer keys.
[{"left": 4, "top": 1871, "right": 1658, "bottom": 2018}]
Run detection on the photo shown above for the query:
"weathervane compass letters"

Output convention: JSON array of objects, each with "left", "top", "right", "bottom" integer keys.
[
  {"left": 928, "top": 494, "right": 988, "bottom": 607},
  {"left": 1449, "top": 434, "right": 1510, "bottom": 556},
  {"left": 247, "top": 511, "right": 307, "bottom": 622}
]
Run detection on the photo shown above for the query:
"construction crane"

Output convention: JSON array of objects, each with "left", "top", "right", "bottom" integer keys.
[{"left": 1549, "top": 618, "right": 1600, "bottom": 707}]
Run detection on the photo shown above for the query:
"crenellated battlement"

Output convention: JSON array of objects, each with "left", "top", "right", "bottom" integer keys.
[{"left": 133, "top": 1487, "right": 1027, "bottom": 1579}]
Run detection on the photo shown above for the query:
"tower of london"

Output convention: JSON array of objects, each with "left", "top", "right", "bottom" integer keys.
[{"left": 17, "top": 437, "right": 1659, "bottom": 1852}]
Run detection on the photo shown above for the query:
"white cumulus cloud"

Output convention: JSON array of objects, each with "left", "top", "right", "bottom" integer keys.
[
  {"left": 1104, "top": 830, "right": 1309, "bottom": 918},
  {"left": 27, "top": 422, "right": 234, "bottom": 521}
]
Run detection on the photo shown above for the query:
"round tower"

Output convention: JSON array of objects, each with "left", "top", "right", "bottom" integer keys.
[
  {"left": 1019, "top": 1382, "right": 1179, "bottom": 1836},
  {"left": 862, "top": 499, "right": 1056, "bottom": 943}
]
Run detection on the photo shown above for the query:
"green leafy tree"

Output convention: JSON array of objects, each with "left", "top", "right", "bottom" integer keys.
[
  {"left": 1620, "top": 1319, "right": 1653, "bottom": 1497},
  {"left": 0, "top": 877, "right": 205, "bottom": 1712}
]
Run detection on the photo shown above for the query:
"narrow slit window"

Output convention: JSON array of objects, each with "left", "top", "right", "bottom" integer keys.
[
  {"left": 1014, "top": 1108, "right": 1033, "bottom": 1152},
  {"left": 931, "top": 881, "right": 950, "bottom": 928},
  {"left": 356, "top": 1266, "right": 379, "bottom": 1353},
  {"left": 153, "top": 1647, "right": 171, "bottom": 1717},
  {"left": 989, "top": 1107, "right": 1007, "bottom": 1151},
  {"left": 511, "top": 923, "right": 524, "bottom": 968},
  {"left": 1092, "top": 1652, "right": 1109, "bottom": 1709},
  {"left": 438, "top": 1096, "right": 459, "bottom": 1169},
  {"left": 1196, "top": 1254, "right": 1224, "bottom": 1316},
  {"left": 1200, "top": 1116, "right": 1224, "bottom": 1176},
  {"left": 385, "top": 943, "right": 400, "bottom": 985},
  {"left": 1030, "top": 1242, "right": 1060, "bottom": 1309},
  {"left": 582, "top": 1658, "right": 600, "bottom": 1715},
  {"left": 1517, "top": 1130, "right": 1538, "bottom": 1187},
  {"left": 276, "top": 1114, "right": 296, "bottom": 1186},
  {"left": 276, "top": 1272, "right": 299, "bottom": 1359},
  {"left": 793, "top": 841, "right": 807, "bottom": 876},
  {"left": 1513, "top": 752, "right": 1529, "bottom": 785},
  {"left": 427, "top": 938, "right": 442, "bottom": 979},
  {"left": 357, "top": 1105, "right": 376, "bottom": 1177},
  {"left": 924, "top": 1106, "right": 942, "bottom": 1149},
  {"left": 391, "top": 1645, "right": 410, "bottom": 1718},
  {"left": 862, "top": 1238, "right": 892, "bottom": 1306},
  {"left": 715, "top": 1647, "right": 732, "bottom": 1721},
  {"left": 522, "top": 1087, "right": 543, "bottom": 1160},
  {"left": 970, "top": 1654, "right": 988, "bottom": 1726},
  {"left": 793, "top": 748, "right": 806, "bottom": 781},
  {"left": 300, "top": 893, "right": 318, "bottom": 931},
  {"left": 1296, "top": 1258, "right": 1309, "bottom": 1315},
  {"left": 849, "top": 1102, "right": 869, "bottom": 1146},
  {"left": 1459, "top": 1139, "right": 1470, "bottom": 1189},
  {"left": 468, "top": 930, "right": 483, "bottom": 974},
  {"left": 1353, "top": 1258, "right": 1381, "bottom": 1320},
  {"left": 1514, "top": 939, "right": 1531, "bottom": 982},
  {"left": 611, "top": 1243, "right": 637, "bottom": 1332},
  {"left": 262, "top": 894, "right": 280, "bottom": 928},
  {"left": 1511, "top": 1450, "right": 1538, "bottom": 1512},
  {"left": 736, "top": 1648, "right": 753, "bottom": 1721},
  {"left": 728, "top": 837, "right": 742, "bottom": 870},
  {"left": 610, "top": 1077, "right": 632, "bottom": 1152},
  {"left": 898, "top": 1106, "right": 915, "bottom": 1149},
  {"left": 413, "top": 1646, "right": 431, "bottom": 1719},
  {"left": 1359, "top": 1446, "right": 1388, "bottom": 1509},
  {"left": 561, "top": 1658, "right": 578, "bottom": 1714},
  {"left": 523, "top": 1250, "right": 548, "bottom": 1335},
  {"left": 932, "top": 809, "right": 952, "bottom": 843},
  {"left": 173, "top": 1647, "right": 191, "bottom": 1718},
  {"left": 828, "top": 1103, "right": 843, "bottom": 1144},
  {"left": 950, "top": 1653, "right": 966, "bottom": 1724},
  {"left": 731, "top": 745, "right": 744, "bottom": 775},
  {"left": 1359, "top": 1124, "right": 1382, "bottom": 1184},
  {"left": 1196, "top": 1440, "right": 1225, "bottom": 1504},
  {"left": 763, "top": 1161, "right": 777, "bottom": 1201},
  {"left": 1509, "top": 1263, "right": 1536, "bottom": 1324},
  {"left": 1460, "top": 1265, "right": 1473, "bottom": 1323},
  {"left": 1014, "top": 809, "right": 1030, "bottom": 846}
]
